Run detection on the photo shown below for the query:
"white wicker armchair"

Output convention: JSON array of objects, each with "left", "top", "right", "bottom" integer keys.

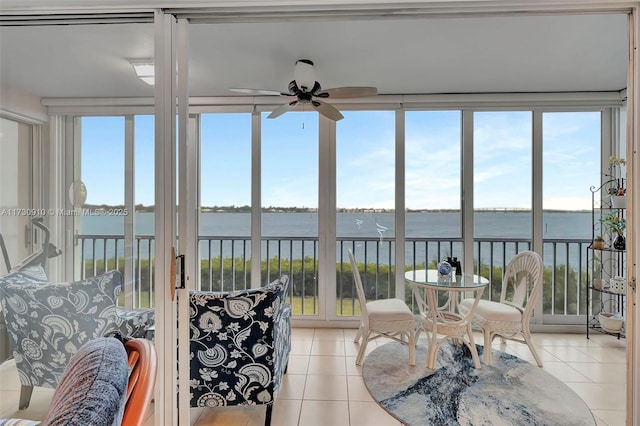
[{"left": 459, "top": 250, "right": 544, "bottom": 367}]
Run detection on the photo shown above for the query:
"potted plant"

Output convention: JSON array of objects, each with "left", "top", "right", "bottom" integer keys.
[
  {"left": 600, "top": 211, "right": 626, "bottom": 250},
  {"left": 593, "top": 235, "right": 605, "bottom": 250},
  {"left": 607, "top": 156, "right": 626, "bottom": 208}
]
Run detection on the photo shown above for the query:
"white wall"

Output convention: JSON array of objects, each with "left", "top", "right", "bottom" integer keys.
[
  {"left": 0, "top": 117, "right": 31, "bottom": 274},
  {"left": 0, "top": 84, "right": 47, "bottom": 124}
]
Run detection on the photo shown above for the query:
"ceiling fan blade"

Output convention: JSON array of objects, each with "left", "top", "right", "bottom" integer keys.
[
  {"left": 316, "top": 86, "right": 378, "bottom": 99},
  {"left": 311, "top": 99, "right": 344, "bottom": 121},
  {"left": 267, "top": 100, "right": 298, "bottom": 119},
  {"left": 230, "top": 88, "right": 287, "bottom": 96}
]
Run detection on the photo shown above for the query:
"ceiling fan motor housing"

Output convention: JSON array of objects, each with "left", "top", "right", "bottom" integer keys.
[{"left": 288, "top": 80, "right": 321, "bottom": 98}]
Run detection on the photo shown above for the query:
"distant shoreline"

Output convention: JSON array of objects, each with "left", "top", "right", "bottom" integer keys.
[{"left": 82, "top": 204, "right": 590, "bottom": 214}]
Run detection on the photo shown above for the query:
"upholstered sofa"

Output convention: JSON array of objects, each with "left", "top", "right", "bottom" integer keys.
[
  {"left": 189, "top": 275, "right": 291, "bottom": 426},
  {"left": 0, "top": 266, "right": 154, "bottom": 410}
]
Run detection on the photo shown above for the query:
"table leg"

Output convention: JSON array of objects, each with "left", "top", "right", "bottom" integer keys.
[
  {"left": 463, "top": 287, "right": 484, "bottom": 369},
  {"left": 426, "top": 288, "right": 439, "bottom": 369}
]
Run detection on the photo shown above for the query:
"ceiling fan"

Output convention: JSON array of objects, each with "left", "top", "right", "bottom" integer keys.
[{"left": 230, "top": 59, "right": 378, "bottom": 121}]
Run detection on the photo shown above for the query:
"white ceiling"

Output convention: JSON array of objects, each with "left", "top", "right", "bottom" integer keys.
[{"left": 0, "top": 12, "right": 629, "bottom": 100}]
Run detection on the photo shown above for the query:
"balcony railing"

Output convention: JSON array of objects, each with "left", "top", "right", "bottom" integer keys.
[{"left": 76, "top": 234, "right": 590, "bottom": 319}]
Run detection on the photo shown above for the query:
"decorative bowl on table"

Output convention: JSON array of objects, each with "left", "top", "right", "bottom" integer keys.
[{"left": 598, "top": 312, "right": 624, "bottom": 333}]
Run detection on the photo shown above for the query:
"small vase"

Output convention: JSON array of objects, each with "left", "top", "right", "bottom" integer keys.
[
  {"left": 613, "top": 234, "right": 626, "bottom": 251},
  {"left": 437, "top": 261, "right": 453, "bottom": 283},
  {"left": 611, "top": 195, "right": 627, "bottom": 209}
]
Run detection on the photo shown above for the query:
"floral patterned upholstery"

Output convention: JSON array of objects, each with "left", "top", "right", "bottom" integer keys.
[
  {"left": 189, "top": 275, "right": 291, "bottom": 426},
  {"left": 0, "top": 267, "right": 49, "bottom": 364},
  {"left": 115, "top": 307, "right": 155, "bottom": 339},
  {"left": 0, "top": 268, "right": 153, "bottom": 410}
]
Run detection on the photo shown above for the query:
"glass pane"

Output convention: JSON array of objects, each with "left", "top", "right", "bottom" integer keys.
[
  {"left": 199, "top": 113, "right": 252, "bottom": 291},
  {"left": 134, "top": 115, "right": 154, "bottom": 307},
  {"left": 79, "top": 116, "right": 125, "bottom": 278},
  {"left": 337, "top": 111, "right": 395, "bottom": 316},
  {"left": 405, "top": 110, "right": 462, "bottom": 273},
  {"left": 262, "top": 112, "right": 318, "bottom": 315},
  {"left": 473, "top": 111, "right": 532, "bottom": 299},
  {"left": 0, "top": 118, "right": 31, "bottom": 274},
  {"left": 542, "top": 111, "right": 600, "bottom": 315}
]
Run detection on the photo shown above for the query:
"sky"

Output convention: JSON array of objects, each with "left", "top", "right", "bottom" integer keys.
[{"left": 80, "top": 110, "right": 603, "bottom": 211}]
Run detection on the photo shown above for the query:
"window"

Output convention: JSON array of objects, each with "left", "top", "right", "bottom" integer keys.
[
  {"left": 542, "top": 111, "right": 600, "bottom": 315},
  {"left": 405, "top": 110, "right": 462, "bottom": 269},
  {"left": 473, "top": 111, "right": 532, "bottom": 299},
  {"left": 79, "top": 116, "right": 125, "bottom": 277},
  {"left": 337, "top": 111, "right": 395, "bottom": 314},
  {"left": 262, "top": 112, "right": 318, "bottom": 314},
  {"left": 200, "top": 113, "right": 252, "bottom": 291}
]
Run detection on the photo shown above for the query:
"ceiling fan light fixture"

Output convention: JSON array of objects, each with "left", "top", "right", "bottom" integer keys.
[
  {"left": 294, "top": 59, "right": 316, "bottom": 92},
  {"left": 230, "top": 58, "right": 378, "bottom": 121},
  {"left": 129, "top": 58, "right": 155, "bottom": 85}
]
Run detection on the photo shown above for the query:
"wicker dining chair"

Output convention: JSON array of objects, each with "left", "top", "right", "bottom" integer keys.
[
  {"left": 348, "top": 249, "right": 415, "bottom": 366},
  {"left": 459, "top": 250, "right": 544, "bottom": 367}
]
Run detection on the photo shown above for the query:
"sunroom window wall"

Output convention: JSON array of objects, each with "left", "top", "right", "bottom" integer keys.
[{"left": 63, "top": 103, "right": 615, "bottom": 324}]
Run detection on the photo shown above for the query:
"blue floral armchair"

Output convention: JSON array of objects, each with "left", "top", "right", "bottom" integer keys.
[
  {"left": 0, "top": 267, "right": 154, "bottom": 410},
  {"left": 189, "top": 275, "right": 291, "bottom": 426}
]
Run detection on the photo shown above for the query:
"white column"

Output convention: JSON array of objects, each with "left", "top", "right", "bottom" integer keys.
[
  {"left": 153, "top": 10, "right": 178, "bottom": 426},
  {"left": 461, "top": 110, "right": 474, "bottom": 276},
  {"left": 251, "top": 110, "right": 262, "bottom": 288},
  {"left": 627, "top": 9, "right": 639, "bottom": 426},
  {"left": 395, "top": 110, "right": 406, "bottom": 299},
  {"left": 319, "top": 115, "right": 335, "bottom": 321},
  {"left": 177, "top": 17, "right": 194, "bottom": 426},
  {"left": 124, "top": 115, "right": 135, "bottom": 309},
  {"left": 531, "top": 110, "right": 543, "bottom": 325}
]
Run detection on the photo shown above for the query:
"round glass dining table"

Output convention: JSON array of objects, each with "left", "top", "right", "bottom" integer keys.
[{"left": 404, "top": 269, "right": 488, "bottom": 369}]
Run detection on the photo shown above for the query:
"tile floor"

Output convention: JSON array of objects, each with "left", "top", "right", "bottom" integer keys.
[{"left": 0, "top": 329, "right": 628, "bottom": 426}]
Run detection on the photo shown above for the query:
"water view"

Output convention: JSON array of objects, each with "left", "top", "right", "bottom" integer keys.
[{"left": 78, "top": 210, "right": 592, "bottom": 266}]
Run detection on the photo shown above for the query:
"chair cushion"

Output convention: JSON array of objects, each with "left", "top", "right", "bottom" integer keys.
[
  {"left": 42, "top": 337, "right": 128, "bottom": 426},
  {"left": 461, "top": 298, "right": 522, "bottom": 322},
  {"left": 0, "top": 271, "right": 122, "bottom": 389},
  {"left": 367, "top": 298, "right": 413, "bottom": 321}
]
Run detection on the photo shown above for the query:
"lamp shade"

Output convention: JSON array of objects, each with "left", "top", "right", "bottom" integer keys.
[{"left": 294, "top": 59, "right": 315, "bottom": 92}]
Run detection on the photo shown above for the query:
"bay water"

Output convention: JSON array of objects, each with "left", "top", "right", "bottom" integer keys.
[{"left": 79, "top": 211, "right": 592, "bottom": 266}]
